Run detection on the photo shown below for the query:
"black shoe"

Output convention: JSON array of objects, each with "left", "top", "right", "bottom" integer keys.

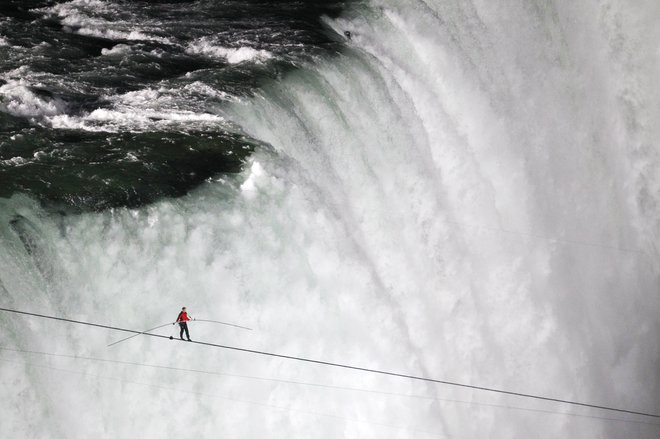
[
  {"left": 187, "top": 339, "right": 192, "bottom": 341},
  {"left": 180, "top": 337, "right": 184, "bottom": 340}
]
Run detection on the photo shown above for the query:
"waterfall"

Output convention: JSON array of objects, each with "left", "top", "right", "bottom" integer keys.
[{"left": 1, "top": 1, "right": 658, "bottom": 437}]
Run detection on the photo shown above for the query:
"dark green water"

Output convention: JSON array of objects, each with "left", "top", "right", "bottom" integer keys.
[{"left": 0, "top": 0, "right": 348, "bottom": 210}]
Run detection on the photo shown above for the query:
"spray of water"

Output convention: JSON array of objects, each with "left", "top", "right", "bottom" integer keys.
[{"left": 1, "top": 0, "right": 659, "bottom": 437}]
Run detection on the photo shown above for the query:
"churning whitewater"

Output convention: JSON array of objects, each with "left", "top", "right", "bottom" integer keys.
[{"left": 1, "top": 0, "right": 659, "bottom": 438}]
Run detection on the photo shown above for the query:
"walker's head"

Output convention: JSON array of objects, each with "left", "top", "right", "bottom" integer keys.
[{"left": 182, "top": 307, "right": 186, "bottom": 311}]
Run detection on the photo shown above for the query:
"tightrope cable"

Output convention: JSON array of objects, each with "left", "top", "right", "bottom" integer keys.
[
  {"left": 0, "top": 356, "right": 457, "bottom": 438},
  {"left": 2, "top": 346, "right": 658, "bottom": 427},
  {"left": 1, "top": 306, "right": 658, "bottom": 419}
]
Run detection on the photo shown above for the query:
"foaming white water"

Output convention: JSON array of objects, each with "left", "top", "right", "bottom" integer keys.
[
  {"left": 1, "top": 1, "right": 659, "bottom": 439},
  {"left": 100, "top": 43, "right": 134, "bottom": 56},
  {"left": 187, "top": 37, "right": 274, "bottom": 64},
  {"left": 49, "top": 86, "right": 229, "bottom": 132},
  {"left": 0, "top": 80, "right": 67, "bottom": 119},
  {"left": 41, "top": 0, "right": 172, "bottom": 44},
  {"left": 50, "top": 108, "right": 225, "bottom": 132}
]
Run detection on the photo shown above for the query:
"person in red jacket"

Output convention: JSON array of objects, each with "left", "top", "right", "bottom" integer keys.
[{"left": 175, "top": 307, "right": 192, "bottom": 341}]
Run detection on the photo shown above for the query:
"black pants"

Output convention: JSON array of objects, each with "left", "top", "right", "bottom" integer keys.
[{"left": 179, "top": 322, "right": 190, "bottom": 340}]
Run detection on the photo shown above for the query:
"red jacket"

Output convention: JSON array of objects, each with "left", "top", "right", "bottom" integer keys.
[{"left": 177, "top": 311, "right": 190, "bottom": 322}]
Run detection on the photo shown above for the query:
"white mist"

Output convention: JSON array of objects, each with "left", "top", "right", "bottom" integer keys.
[{"left": 1, "top": 1, "right": 659, "bottom": 438}]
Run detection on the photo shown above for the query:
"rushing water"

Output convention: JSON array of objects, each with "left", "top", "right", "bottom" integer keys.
[
  {"left": 1, "top": 1, "right": 659, "bottom": 438},
  {"left": 0, "top": 0, "right": 344, "bottom": 209}
]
